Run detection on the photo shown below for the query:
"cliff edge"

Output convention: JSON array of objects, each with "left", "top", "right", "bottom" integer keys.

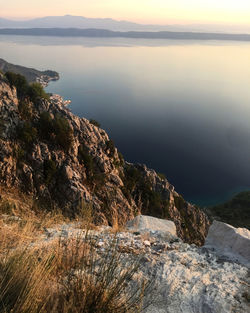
[{"left": 0, "top": 72, "right": 210, "bottom": 245}]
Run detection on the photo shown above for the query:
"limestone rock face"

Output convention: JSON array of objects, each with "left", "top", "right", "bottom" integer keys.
[
  {"left": 0, "top": 73, "right": 210, "bottom": 244},
  {"left": 127, "top": 215, "right": 177, "bottom": 236},
  {"left": 36, "top": 223, "right": 250, "bottom": 313},
  {"left": 205, "top": 221, "right": 250, "bottom": 266}
]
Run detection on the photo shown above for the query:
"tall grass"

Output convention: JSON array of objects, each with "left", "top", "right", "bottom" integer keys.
[{"left": 0, "top": 215, "right": 152, "bottom": 313}]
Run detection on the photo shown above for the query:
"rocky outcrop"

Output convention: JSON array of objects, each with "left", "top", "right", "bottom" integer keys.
[
  {"left": 127, "top": 215, "right": 177, "bottom": 236},
  {"left": 0, "top": 73, "right": 210, "bottom": 244},
  {"left": 33, "top": 219, "right": 250, "bottom": 313},
  {"left": 205, "top": 221, "right": 250, "bottom": 267}
]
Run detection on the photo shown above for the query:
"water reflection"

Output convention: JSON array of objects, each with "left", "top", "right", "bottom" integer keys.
[{"left": 1, "top": 36, "right": 250, "bottom": 205}]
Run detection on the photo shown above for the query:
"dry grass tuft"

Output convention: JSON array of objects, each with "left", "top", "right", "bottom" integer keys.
[{"left": 0, "top": 212, "right": 152, "bottom": 313}]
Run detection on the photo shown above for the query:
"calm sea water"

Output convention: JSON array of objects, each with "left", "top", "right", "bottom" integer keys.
[{"left": 1, "top": 35, "right": 250, "bottom": 206}]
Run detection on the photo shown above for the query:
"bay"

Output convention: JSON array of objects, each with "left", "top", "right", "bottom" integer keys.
[{"left": 1, "top": 35, "right": 250, "bottom": 206}]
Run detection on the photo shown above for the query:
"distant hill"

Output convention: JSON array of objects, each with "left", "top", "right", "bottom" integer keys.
[
  {"left": 207, "top": 191, "right": 250, "bottom": 229},
  {"left": 0, "top": 15, "right": 250, "bottom": 33},
  {"left": 0, "top": 58, "right": 59, "bottom": 84},
  {"left": 0, "top": 28, "right": 250, "bottom": 42}
]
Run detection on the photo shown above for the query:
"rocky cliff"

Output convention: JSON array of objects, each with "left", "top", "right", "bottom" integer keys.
[{"left": 0, "top": 73, "right": 210, "bottom": 245}]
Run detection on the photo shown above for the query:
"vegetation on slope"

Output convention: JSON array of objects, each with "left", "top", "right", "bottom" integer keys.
[
  {"left": 0, "top": 208, "right": 151, "bottom": 313},
  {"left": 0, "top": 71, "right": 210, "bottom": 245},
  {"left": 208, "top": 191, "right": 250, "bottom": 229}
]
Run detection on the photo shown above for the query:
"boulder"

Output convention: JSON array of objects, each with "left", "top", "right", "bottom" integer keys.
[
  {"left": 127, "top": 215, "right": 177, "bottom": 237},
  {"left": 205, "top": 221, "right": 250, "bottom": 266}
]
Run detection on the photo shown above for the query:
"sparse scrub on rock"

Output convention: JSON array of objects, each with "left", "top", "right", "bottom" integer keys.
[
  {"left": 89, "top": 119, "right": 101, "bottom": 127},
  {"left": 0, "top": 71, "right": 210, "bottom": 245},
  {"left": 5, "top": 71, "right": 49, "bottom": 102},
  {"left": 17, "top": 121, "right": 38, "bottom": 146},
  {"left": 0, "top": 214, "right": 151, "bottom": 313}
]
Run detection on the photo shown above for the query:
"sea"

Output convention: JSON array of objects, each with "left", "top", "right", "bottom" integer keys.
[{"left": 1, "top": 35, "right": 250, "bottom": 206}]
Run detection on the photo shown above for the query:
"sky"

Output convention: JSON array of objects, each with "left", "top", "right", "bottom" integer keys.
[{"left": 1, "top": 0, "right": 250, "bottom": 26}]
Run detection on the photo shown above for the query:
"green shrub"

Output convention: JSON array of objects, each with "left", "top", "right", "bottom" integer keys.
[
  {"left": 0, "top": 118, "right": 5, "bottom": 138},
  {"left": 78, "top": 145, "right": 94, "bottom": 176},
  {"left": 18, "top": 100, "right": 32, "bottom": 120},
  {"left": 53, "top": 115, "right": 73, "bottom": 151},
  {"left": 44, "top": 159, "right": 57, "bottom": 185},
  {"left": 89, "top": 119, "right": 101, "bottom": 127},
  {"left": 209, "top": 191, "right": 250, "bottom": 229},
  {"left": 17, "top": 122, "right": 37, "bottom": 146},
  {"left": 5, "top": 72, "right": 49, "bottom": 102},
  {"left": 118, "top": 152, "right": 125, "bottom": 165},
  {"left": 174, "top": 195, "right": 186, "bottom": 211},
  {"left": 157, "top": 173, "right": 166, "bottom": 180},
  {"left": 13, "top": 146, "right": 25, "bottom": 168},
  {"left": 106, "top": 140, "right": 116, "bottom": 157},
  {"left": 38, "top": 112, "right": 54, "bottom": 141},
  {"left": 5, "top": 72, "right": 29, "bottom": 98},
  {"left": 27, "top": 82, "right": 49, "bottom": 102},
  {"left": 37, "top": 112, "right": 74, "bottom": 152},
  {"left": 122, "top": 165, "right": 170, "bottom": 218}
]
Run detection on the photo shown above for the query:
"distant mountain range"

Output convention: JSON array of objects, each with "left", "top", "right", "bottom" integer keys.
[
  {"left": 0, "top": 28, "right": 250, "bottom": 42},
  {"left": 0, "top": 15, "right": 250, "bottom": 34}
]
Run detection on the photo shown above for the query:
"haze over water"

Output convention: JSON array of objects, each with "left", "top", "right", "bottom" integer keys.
[{"left": 1, "top": 35, "right": 250, "bottom": 206}]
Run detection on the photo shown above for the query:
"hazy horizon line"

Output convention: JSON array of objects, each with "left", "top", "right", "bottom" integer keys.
[{"left": 1, "top": 14, "right": 250, "bottom": 28}]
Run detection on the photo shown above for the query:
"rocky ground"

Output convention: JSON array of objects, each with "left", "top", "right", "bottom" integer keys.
[
  {"left": 32, "top": 216, "right": 250, "bottom": 313},
  {"left": 0, "top": 69, "right": 249, "bottom": 313}
]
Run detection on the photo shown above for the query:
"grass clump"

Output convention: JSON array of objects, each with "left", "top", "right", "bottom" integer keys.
[{"left": 0, "top": 215, "right": 151, "bottom": 313}]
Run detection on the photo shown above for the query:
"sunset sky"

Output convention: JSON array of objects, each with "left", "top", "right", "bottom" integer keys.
[{"left": 1, "top": 0, "right": 250, "bottom": 26}]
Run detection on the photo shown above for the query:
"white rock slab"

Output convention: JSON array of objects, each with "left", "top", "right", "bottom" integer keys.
[
  {"left": 205, "top": 221, "right": 250, "bottom": 266},
  {"left": 126, "top": 215, "right": 177, "bottom": 236}
]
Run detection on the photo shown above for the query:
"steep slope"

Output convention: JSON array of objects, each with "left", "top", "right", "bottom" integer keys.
[
  {"left": 207, "top": 191, "right": 250, "bottom": 229},
  {"left": 0, "top": 72, "right": 210, "bottom": 245}
]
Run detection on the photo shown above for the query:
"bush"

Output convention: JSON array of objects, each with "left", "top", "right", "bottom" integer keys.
[
  {"left": 106, "top": 140, "right": 116, "bottom": 157},
  {"left": 18, "top": 100, "right": 33, "bottom": 120},
  {"left": 5, "top": 72, "right": 49, "bottom": 102},
  {"left": 38, "top": 111, "right": 54, "bottom": 140},
  {"left": 53, "top": 115, "right": 73, "bottom": 151},
  {"left": 37, "top": 112, "right": 74, "bottom": 152},
  {"left": 5, "top": 72, "right": 29, "bottom": 99},
  {"left": 27, "top": 82, "right": 49, "bottom": 102},
  {"left": 13, "top": 146, "right": 25, "bottom": 168},
  {"left": 78, "top": 145, "right": 94, "bottom": 176},
  {"left": 122, "top": 165, "right": 170, "bottom": 218},
  {"left": 157, "top": 173, "right": 166, "bottom": 180},
  {"left": 17, "top": 121, "right": 37, "bottom": 146},
  {"left": 0, "top": 118, "right": 5, "bottom": 138},
  {"left": 89, "top": 119, "right": 101, "bottom": 128},
  {"left": 44, "top": 159, "right": 57, "bottom": 185}
]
